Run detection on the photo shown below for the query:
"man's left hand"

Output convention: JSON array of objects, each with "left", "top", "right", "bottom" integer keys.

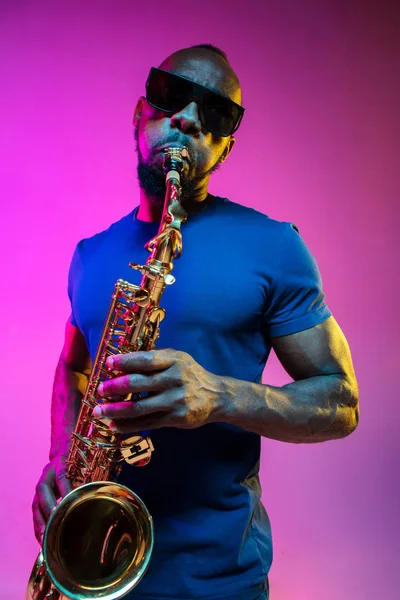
[{"left": 93, "top": 349, "right": 227, "bottom": 432}]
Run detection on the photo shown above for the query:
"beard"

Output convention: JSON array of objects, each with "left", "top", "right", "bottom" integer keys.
[{"left": 134, "top": 123, "right": 222, "bottom": 205}]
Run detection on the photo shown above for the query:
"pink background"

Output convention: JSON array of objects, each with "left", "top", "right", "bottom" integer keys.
[{"left": 0, "top": 1, "right": 398, "bottom": 598}]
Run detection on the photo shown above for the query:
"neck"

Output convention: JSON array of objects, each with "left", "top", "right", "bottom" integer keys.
[{"left": 136, "top": 181, "right": 211, "bottom": 222}]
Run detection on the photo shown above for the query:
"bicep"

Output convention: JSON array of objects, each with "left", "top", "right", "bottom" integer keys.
[
  {"left": 271, "top": 315, "right": 357, "bottom": 385},
  {"left": 60, "top": 315, "right": 92, "bottom": 376}
]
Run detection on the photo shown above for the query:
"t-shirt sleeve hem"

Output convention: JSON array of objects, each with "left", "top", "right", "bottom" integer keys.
[{"left": 268, "top": 306, "right": 332, "bottom": 338}]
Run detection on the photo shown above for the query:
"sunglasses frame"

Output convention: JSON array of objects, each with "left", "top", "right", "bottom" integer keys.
[{"left": 145, "top": 67, "right": 245, "bottom": 137}]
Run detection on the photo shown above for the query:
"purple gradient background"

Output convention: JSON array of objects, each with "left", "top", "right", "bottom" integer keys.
[{"left": 1, "top": 1, "right": 398, "bottom": 598}]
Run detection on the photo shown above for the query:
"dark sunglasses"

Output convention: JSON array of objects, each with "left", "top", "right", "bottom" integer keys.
[{"left": 145, "top": 67, "right": 245, "bottom": 137}]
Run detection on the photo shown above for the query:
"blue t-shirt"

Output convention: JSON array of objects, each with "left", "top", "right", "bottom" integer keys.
[{"left": 68, "top": 196, "right": 331, "bottom": 600}]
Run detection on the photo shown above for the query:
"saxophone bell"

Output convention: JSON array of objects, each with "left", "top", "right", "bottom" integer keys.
[{"left": 41, "top": 482, "right": 153, "bottom": 600}]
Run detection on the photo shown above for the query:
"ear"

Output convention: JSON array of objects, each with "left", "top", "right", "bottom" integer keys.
[
  {"left": 219, "top": 136, "right": 236, "bottom": 163},
  {"left": 133, "top": 96, "right": 145, "bottom": 126}
]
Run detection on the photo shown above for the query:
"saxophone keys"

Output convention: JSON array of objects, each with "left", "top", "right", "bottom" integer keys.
[
  {"left": 134, "top": 289, "right": 150, "bottom": 307},
  {"left": 121, "top": 436, "right": 154, "bottom": 466},
  {"left": 128, "top": 261, "right": 141, "bottom": 271},
  {"left": 164, "top": 274, "right": 175, "bottom": 285},
  {"left": 147, "top": 307, "right": 165, "bottom": 324},
  {"left": 129, "top": 262, "right": 151, "bottom": 277}
]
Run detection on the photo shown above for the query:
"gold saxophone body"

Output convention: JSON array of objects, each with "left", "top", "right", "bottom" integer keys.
[{"left": 27, "top": 146, "right": 190, "bottom": 600}]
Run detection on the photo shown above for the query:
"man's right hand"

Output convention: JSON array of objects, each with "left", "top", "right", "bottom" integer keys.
[{"left": 32, "top": 455, "right": 73, "bottom": 544}]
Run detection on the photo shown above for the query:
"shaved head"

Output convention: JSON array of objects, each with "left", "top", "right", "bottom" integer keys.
[{"left": 158, "top": 46, "right": 242, "bottom": 105}]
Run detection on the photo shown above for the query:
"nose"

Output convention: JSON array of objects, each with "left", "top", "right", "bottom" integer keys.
[{"left": 170, "top": 101, "right": 202, "bottom": 136}]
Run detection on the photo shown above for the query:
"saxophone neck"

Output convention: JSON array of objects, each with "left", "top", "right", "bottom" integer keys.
[
  {"left": 159, "top": 146, "right": 190, "bottom": 236},
  {"left": 143, "top": 145, "right": 189, "bottom": 261},
  {"left": 160, "top": 179, "right": 187, "bottom": 235}
]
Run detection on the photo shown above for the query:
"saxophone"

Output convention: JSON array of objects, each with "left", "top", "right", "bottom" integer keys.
[{"left": 27, "top": 146, "right": 190, "bottom": 600}]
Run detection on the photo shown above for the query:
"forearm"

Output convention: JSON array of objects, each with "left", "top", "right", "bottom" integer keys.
[
  {"left": 220, "top": 374, "right": 359, "bottom": 443},
  {"left": 49, "top": 358, "right": 87, "bottom": 460}
]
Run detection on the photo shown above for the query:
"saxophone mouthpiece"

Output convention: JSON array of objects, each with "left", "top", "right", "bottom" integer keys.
[{"left": 162, "top": 146, "right": 190, "bottom": 177}]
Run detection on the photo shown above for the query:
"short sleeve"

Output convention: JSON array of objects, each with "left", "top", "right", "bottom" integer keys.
[
  {"left": 263, "top": 222, "right": 331, "bottom": 338},
  {"left": 67, "top": 240, "right": 84, "bottom": 328}
]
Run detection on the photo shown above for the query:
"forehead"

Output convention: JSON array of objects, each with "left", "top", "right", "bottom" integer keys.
[{"left": 160, "top": 53, "right": 241, "bottom": 103}]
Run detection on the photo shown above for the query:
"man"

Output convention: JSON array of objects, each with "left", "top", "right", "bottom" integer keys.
[{"left": 32, "top": 44, "right": 359, "bottom": 600}]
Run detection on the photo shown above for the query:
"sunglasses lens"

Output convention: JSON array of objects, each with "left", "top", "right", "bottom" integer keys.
[
  {"left": 147, "top": 70, "right": 190, "bottom": 113},
  {"left": 146, "top": 69, "right": 243, "bottom": 137},
  {"left": 202, "top": 93, "right": 240, "bottom": 136}
]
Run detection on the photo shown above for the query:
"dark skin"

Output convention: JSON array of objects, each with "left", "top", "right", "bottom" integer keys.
[{"left": 32, "top": 48, "right": 359, "bottom": 543}]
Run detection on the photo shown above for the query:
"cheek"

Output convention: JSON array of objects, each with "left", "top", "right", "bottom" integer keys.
[
  {"left": 137, "top": 111, "right": 166, "bottom": 161},
  {"left": 201, "top": 142, "right": 226, "bottom": 171},
  {"left": 138, "top": 122, "right": 155, "bottom": 161}
]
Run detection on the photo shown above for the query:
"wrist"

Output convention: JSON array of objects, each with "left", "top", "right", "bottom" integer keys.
[{"left": 211, "top": 375, "right": 245, "bottom": 424}]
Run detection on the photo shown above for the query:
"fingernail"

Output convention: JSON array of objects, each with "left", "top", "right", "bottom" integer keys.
[
  {"left": 106, "top": 356, "right": 114, "bottom": 369},
  {"left": 98, "top": 383, "right": 104, "bottom": 395},
  {"left": 92, "top": 406, "right": 102, "bottom": 417}
]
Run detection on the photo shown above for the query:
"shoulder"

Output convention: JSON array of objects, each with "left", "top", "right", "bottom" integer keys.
[
  {"left": 213, "top": 199, "right": 321, "bottom": 283},
  {"left": 74, "top": 210, "right": 136, "bottom": 256},
  {"left": 213, "top": 196, "right": 299, "bottom": 243}
]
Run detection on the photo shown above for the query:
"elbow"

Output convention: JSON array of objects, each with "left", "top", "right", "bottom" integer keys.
[
  {"left": 338, "top": 381, "right": 360, "bottom": 438},
  {"left": 341, "top": 403, "right": 360, "bottom": 438}
]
